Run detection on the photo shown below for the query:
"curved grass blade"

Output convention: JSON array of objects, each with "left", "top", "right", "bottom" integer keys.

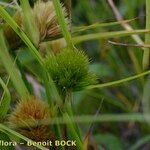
[
  {"left": 73, "top": 18, "right": 137, "bottom": 33},
  {"left": 0, "top": 29, "right": 29, "bottom": 98},
  {"left": 85, "top": 70, "right": 150, "bottom": 90},
  {"left": 11, "top": 113, "right": 150, "bottom": 126},
  {"left": 73, "top": 29, "right": 150, "bottom": 44},
  {"left": 0, "top": 5, "right": 44, "bottom": 66}
]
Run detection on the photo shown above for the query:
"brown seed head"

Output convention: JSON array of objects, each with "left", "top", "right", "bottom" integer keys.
[
  {"left": 9, "top": 96, "right": 53, "bottom": 141},
  {"left": 33, "top": 1, "right": 69, "bottom": 41},
  {"left": 3, "top": 1, "right": 69, "bottom": 50}
]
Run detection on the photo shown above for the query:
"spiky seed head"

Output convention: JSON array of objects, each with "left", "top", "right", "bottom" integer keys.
[
  {"left": 45, "top": 48, "right": 97, "bottom": 94},
  {"left": 9, "top": 96, "right": 54, "bottom": 142}
]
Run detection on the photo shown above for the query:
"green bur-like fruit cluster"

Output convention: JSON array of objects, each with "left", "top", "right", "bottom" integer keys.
[{"left": 45, "top": 48, "right": 96, "bottom": 93}]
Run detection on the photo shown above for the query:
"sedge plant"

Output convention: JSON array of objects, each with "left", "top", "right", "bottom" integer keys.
[{"left": 0, "top": 0, "right": 150, "bottom": 150}]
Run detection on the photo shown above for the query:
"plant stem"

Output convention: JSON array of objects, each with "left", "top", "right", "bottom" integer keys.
[
  {"left": 85, "top": 70, "right": 150, "bottom": 90},
  {"left": 65, "top": 92, "right": 82, "bottom": 141},
  {"left": 63, "top": 113, "right": 83, "bottom": 150},
  {"left": 143, "top": 0, "right": 150, "bottom": 70},
  {"left": 73, "top": 29, "right": 150, "bottom": 44},
  {"left": 53, "top": 124, "right": 65, "bottom": 150},
  {"left": 39, "top": 113, "right": 150, "bottom": 124},
  {"left": 53, "top": 0, "right": 73, "bottom": 48},
  {"left": 0, "top": 77, "right": 11, "bottom": 120}
]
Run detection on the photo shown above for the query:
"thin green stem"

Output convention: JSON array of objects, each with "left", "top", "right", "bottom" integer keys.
[
  {"left": 73, "top": 29, "right": 150, "bottom": 44},
  {"left": 8, "top": 113, "right": 150, "bottom": 126},
  {"left": 64, "top": 92, "right": 82, "bottom": 141},
  {"left": 0, "top": 77, "right": 11, "bottom": 120},
  {"left": 143, "top": 0, "right": 150, "bottom": 69},
  {"left": 53, "top": 124, "right": 65, "bottom": 150},
  {"left": 53, "top": 0, "right": 73, "bottom": 48},
  {"left": 85, "top": 70, "right": 150, "bottom": 90},
  {"left": 73, "top": 18, "right": 137, "bottom": 33},
  {"left": 63, "top": 113, "right": 83, "bottom": 150}
]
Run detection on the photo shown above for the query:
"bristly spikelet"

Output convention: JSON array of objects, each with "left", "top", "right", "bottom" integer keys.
[
  {"left": 45, "top": 48, "right": 97, "bottom": 93},
  {"left": 9, "top": 96, "right": 53, "bottom": 142},
  {"left": 3, "top": 1, "right": 68, "bottom": 49},
  {"left": 32, "top": 0, "right": 69, "bottom": 41}
]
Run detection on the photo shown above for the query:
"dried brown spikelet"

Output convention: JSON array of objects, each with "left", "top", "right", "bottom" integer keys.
[
  {"left": 3, "top": 1, "right": 68, "bottom": 50},
  {"left": 51, "top": 38, "right": 67, "bottom": 54},
  {"left": 9, "top": 96, "right": 53, "bottom": 142},
  {"left": 33, "top": 1, "right": 69, "bottom": 41}
]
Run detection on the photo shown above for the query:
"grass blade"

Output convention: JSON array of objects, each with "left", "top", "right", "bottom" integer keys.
[
  {"left": 73, "top": 29, "right": 150, "bottom": 44},
  {"left": 20, "top": 0, "right": 39, "bottom": 46},
  {"left": 53, "top": 0, "right": 73, "bottom": 47},
  {"left": 0, "top": 77, "right": 10, "bottom": 120},
  {"left": 0, "top": 29, "right": 28, "bottom": 98},
  {"left": 73, "top": 18, "right": 137, "bottom": 33},
  {"left": 85, "top": 70, "right": 150, "bottom": 90},
  {"left": 143, "top": 0, "right": 150, "bottom": 69}
]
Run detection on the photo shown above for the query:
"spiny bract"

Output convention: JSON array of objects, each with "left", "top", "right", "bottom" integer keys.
[
  {"left": 45, "top": 48, "right": 96, "bottom": 93},
  {"left": 9, "top": 96, "right": 53, "bottom": 142}
]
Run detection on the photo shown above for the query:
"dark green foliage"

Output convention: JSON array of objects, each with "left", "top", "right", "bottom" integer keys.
[{"left": 45, "top": 48, "right": 96, "bottom": 93}]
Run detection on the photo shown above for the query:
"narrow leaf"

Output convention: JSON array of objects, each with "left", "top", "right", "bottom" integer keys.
[{"left": 0, "top": 77, "right": 10, "bottom": 120}]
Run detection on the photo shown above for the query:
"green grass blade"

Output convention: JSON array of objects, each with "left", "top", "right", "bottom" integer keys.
[
  {"left": 63, "top": 113, "right": 83, "bottom": 150},
  {"left": 0, "top": 77, "right": 11, "bottom": 120},
  {"left": 73, "top": 29, "right": 150, "bottom": 44},
  {"left": 143, "top": 0, "right": 150, "bottom": 69},
  {"left": 20, "top": 113, "right": 150, "bottom": 125},
  {"left": 53, "top": 0, "right": 73, "bottom": 47},
  {"left": 73, "top": 18, "right": 137, "bottom": 33},
  {"left": 142, "top": 76, "right": 150, "bottom": 114},
  {"left": 85, "top": 70, "right": 150, "bottom": 90},
  {"left": 0, "top": 29, "right": 28, "bottom": 98},
  {"left": 0, "top": 5, "right": 44, "bottom": 66},
  {"left": 20, "top": 0, "right": 39, "bottom": 46}
]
